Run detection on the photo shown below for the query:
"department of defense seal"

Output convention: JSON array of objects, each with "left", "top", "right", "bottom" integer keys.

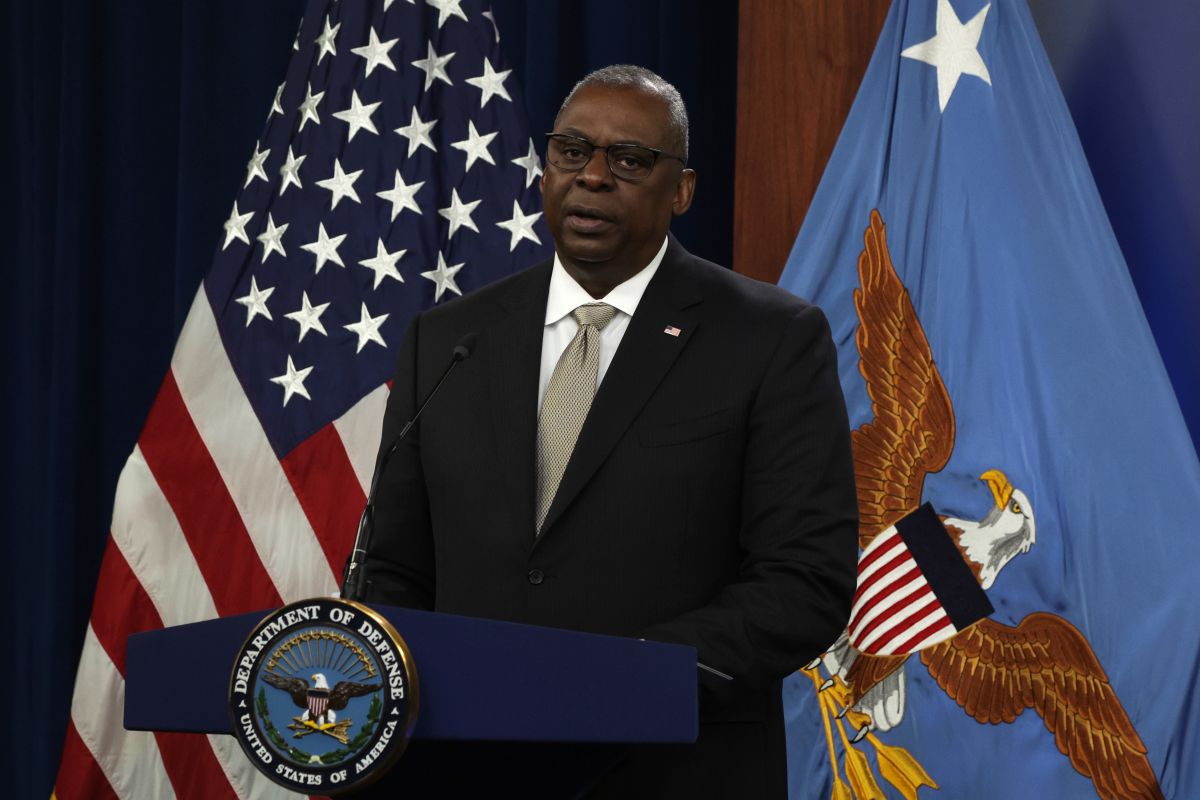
[{"left": 228, "top": 598, "right": 418, "bottom": 794}]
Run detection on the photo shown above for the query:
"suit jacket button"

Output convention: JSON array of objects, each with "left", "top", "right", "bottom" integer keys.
[{"left": 527, "top": 569, "right": 545, "bottom": 585}]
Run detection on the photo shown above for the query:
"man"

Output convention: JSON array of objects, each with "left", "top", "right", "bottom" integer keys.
[{"left": 364, "top": 65, "right": 858, "bottom": 798}]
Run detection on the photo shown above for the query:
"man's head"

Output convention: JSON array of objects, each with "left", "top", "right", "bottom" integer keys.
[{"left": 541, "top": 65, "right": 696, "bottom": 298}]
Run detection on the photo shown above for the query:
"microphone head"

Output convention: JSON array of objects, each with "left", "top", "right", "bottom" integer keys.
[{"left": 452, "top": 332, "right": 478, "bottom": 360}]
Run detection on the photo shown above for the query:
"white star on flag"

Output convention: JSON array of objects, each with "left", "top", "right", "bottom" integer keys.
[
  {"left": 235, "top": 275, "right": 274, "bottom": 326},
  {"left": 421, "top": 252, "right": 465, "bottom": 302},
  {"left": 901, "top": 0, "right": 992, "bottom": 112},
  {"left": 465, "top": 58, "right": 512, "bottom": 107},
  {"left": 412, "top": 41, "right": 455, "bottom": 91},
  {"left": 351, "top": 27, "right": 399, "bottom": 76},
  {"left": 243, "top": 142, "right": 270, "bottom": 188},
  {"left": 344, "top": 303, "right": 390, "bottom": 353},
  {"left": 256, "top": 213, "right": 288, "bottom": 262},
  {"left": 511, "top": 139, "right": 543, "bottom": 187},
  {"left": 376, "top": 170, "right": 425, "bottom": 221},
  {"left": 426, "top": 0, "right": 468, "bottom": 29},
  {"left": 316, "top": 158, "right": 363, "bottom": 209},
  {"left": 333, "top": 90, "right": 382, "bottom": 142},
  {"left": 284, "top": 291, "right": 330, "bottom": 341},
  {"left": 300, "top": 222, "right": 348, "bottom": 273},
  {"left": 394, "top": 107, "right": 438, "bottom": 156},
  {"left": 222, "top": 201, "right": 253, "bottom": 249},
  {"left": 314, "top": 15, "right": 340, "bottom": 64},
  {"left": 297, "top": 83, "right": 325, "bottom": 131},
  {"left": 451, "top": 121, "right": 498, "bottom": 172},
  {"left": 279, "top": 146, "right": 306, "bottom": 195},
  {"left": 496, "top": 201, "right": 543, "bottom": 251},
  {"left": 358, "top": 239, "right": 406, "bottom": 289},
  {"left": 438, "top": 188, "right": 481, "bottom": 238},
  {"left": 270, "top": 356, "right": 314, "bottom": 406}
]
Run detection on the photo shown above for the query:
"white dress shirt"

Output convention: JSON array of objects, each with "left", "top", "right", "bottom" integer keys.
[{"left": 538, "top": 237, "right": 669, "bottom": 411}]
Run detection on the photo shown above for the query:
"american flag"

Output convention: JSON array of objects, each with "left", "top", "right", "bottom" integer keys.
[{"left": 54, "top": 1, "right": 550, "bottom": 797}]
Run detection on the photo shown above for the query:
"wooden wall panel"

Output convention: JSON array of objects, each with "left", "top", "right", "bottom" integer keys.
[{"left": 734, "top": 0, "right": 890, "bottom": 282}]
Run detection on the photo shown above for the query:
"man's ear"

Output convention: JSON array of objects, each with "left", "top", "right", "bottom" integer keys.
[{"left": 672, "top": 169, "right": 697, "bottom": 216}]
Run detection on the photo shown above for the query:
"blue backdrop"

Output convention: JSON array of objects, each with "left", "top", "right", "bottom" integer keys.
[{"left": 5, "top": 1, "right": 1194, "bottom": 795}]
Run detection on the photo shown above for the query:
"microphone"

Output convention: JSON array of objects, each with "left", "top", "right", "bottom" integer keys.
[{"left": 341, "top": 332, "right": 477, "bottom": 601}]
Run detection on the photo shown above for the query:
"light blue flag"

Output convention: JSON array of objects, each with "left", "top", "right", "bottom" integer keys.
[{"left": 778, "top": 1, "right": 1200, "bottom": 798}]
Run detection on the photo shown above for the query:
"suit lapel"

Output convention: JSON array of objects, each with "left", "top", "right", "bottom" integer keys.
[
  {"left": 486, "top": 262, "right": 550, "bottom": 548},
  {"left": 537, "top": 242, "right": 704, "bottom": 539}
]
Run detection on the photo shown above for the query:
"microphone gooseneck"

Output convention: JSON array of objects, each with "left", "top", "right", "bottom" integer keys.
[{"left": 341, "top": 332, "right": 477, "bottom": 601}]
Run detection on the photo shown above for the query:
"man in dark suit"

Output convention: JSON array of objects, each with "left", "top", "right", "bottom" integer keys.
[{"left": 364, "top": 65, "right": 858, "bottom": 798}]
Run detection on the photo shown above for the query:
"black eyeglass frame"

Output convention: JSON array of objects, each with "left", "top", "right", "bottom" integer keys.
[{"left": 544, "top": 132, "right": 688, "bottom": 182}]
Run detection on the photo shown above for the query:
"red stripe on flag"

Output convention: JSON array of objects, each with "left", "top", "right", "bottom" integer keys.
[
  {"left": 85, "top": 537, "right": 238, "bottom": 798},
  {"left": 852, "top": 583, "right": 935, "bottom": 650},
  {"left": 153, "top": 732, "right": 239, "bottom": 800},
  {"left": 889, "top": 613, "right": 956, "bottom": 654},
  {"left": 852, "top": 547, "right": 913, "bottom": 605},
  {"left": 88, "top": 538, "right": 165, "bottom": 675},
  {"left": 139, "top": 372, "right": 282, "bottom": 615},
  {"left": 849, "top": 563, "right": 922, "bottom": 633},
  {"left": 861, "top": 591, "right": 942, "bottom": 653},
  {"left": 855, "top": 531, "right": 901, "bottom": 575},
  {"left": 280, "top": 422, "right": 366, "bottom": 578},
  {"left": 55, "top": 719, "right": 120, "bottom": 800}
]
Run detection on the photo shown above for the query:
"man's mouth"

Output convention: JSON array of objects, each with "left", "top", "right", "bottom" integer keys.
[{"left": 564, "top": 205, "right": 614, "bottom": 233}]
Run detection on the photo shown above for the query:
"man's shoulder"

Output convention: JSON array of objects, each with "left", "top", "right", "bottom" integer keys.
[{"left": 674, "top": 247, "right": 818, "bottom": 321}]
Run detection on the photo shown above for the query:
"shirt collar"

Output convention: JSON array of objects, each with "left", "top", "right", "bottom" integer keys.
[{"left": 545, "top": 237, "right": 669, "bottom": 325}]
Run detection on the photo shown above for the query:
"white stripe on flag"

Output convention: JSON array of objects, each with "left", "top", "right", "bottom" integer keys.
[
  {"left": 207, "top": 733, "right": 306, "bottom": 800},
  {"left": 856, "top": 530, "right": 904, "bottom": 584},
  {"left": 849, "top": 571, "right": 929, "bottom": 644},
  {"left": 859, "top": 592, "right": 944, "bottom": 653},
  {"left": 172, "top": 289, "right": 338, "bottom": 601},
  {"left": 71, "top": 626, "right": 176, "bottom": 799},
  {"left": 851, "top": 557, "right": 924, "bottom": 622},
  {"left": 111, "top": 445, "right": 218, "bottom": 625},
  {"left": 899, "top": 622, "right": 961, "bottom": 654},
  {"left": 333, "top": 382, "right": 390, "bottom": 493}
]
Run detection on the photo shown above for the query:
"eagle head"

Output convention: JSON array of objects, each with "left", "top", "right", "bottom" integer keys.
[
  {"left": 311, "top": 673, "right": 330, "bottom": 690},
  {"left": 949, "top": 469, "right": 1036, "bottom": 589}
]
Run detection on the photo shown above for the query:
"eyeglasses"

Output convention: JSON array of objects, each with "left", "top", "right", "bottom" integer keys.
[{"left": 544, "top": 133, "right": 686, "bottom": 182}]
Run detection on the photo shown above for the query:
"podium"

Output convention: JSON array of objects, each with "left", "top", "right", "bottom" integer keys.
[{"left": 124, "top": 605, "right": 699, "bottom": 797}]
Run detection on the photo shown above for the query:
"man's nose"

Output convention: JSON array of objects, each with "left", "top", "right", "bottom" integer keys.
[{"left": 575, "top": 147, "right": 614, "bottom": 187}]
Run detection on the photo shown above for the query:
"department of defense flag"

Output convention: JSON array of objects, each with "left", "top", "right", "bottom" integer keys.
[{"left": 779, "top": 1, "right": 1200, "bottom": 798}]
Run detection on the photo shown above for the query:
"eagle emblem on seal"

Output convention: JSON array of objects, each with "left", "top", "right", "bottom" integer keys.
[
  {"left": 263, "top": 671, "right": 380, "bottom": 745},
  {"left": 801, "top": 210, "right": 1163, "bottom": 800}
]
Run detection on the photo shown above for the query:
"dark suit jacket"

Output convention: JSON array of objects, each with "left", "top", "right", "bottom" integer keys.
[{"left": 364, "top": 238, "right": 858, "bottom": 798}]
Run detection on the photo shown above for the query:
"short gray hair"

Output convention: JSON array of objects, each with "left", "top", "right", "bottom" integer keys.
[{"left": 557, "top": 64, "right": 690, "bottom": 161}]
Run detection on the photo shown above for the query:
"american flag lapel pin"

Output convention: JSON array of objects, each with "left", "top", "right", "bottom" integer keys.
[{"left": 663, "top": 325, "right": 682, "bottom": 337}]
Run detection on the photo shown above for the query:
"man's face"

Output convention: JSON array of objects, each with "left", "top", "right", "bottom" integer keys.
[{"left": 541, "top": 85, "right": 695, "bottom": 277}]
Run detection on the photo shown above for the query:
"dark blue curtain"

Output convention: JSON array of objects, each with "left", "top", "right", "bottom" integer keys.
[{"left": 5, "top": 1, "right": 737, "bottom": 794}]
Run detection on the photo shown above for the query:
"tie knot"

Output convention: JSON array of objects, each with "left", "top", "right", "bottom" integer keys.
[{"left": 573, "top": 303, "right": 618, "bottom": 330}]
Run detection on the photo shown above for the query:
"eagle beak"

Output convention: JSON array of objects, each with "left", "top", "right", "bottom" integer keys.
[{"left": 981, "top": 469, "right": 1013, "bottom": 509}]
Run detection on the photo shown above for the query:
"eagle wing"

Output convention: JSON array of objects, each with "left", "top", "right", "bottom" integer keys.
[
  {"left": 328, "top": 680, "right": 382, "bottom": 711},
  {"left": 920, "top": 614, "right": 1163, "bottom": 799},
  {"left": 852, "top": 210, "right": 955, "bottom": 547},
  {"left": 262, "top": 672, "right": 309, "bottom": 709}
]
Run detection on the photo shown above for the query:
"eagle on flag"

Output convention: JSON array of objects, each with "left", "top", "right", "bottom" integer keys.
[{"left": 802, "top": 210, "right": 1163, "bottom": 800}]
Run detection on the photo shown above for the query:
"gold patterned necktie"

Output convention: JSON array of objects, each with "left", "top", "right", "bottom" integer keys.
[{"left": 535, "top": 302, "right": 619, "bottom": 534}]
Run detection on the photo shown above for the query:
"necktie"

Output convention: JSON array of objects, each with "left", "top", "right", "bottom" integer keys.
[{"left": 536, "top": 302, "right": 618, "bottom": 533}]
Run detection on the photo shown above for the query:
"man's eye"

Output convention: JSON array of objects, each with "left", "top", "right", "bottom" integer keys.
[
  {"left": 560, "top": 146, "right": 587, "bottom": 161},
  {"left": 614, "top": 151, "right": 652, "bottom": 170}
]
